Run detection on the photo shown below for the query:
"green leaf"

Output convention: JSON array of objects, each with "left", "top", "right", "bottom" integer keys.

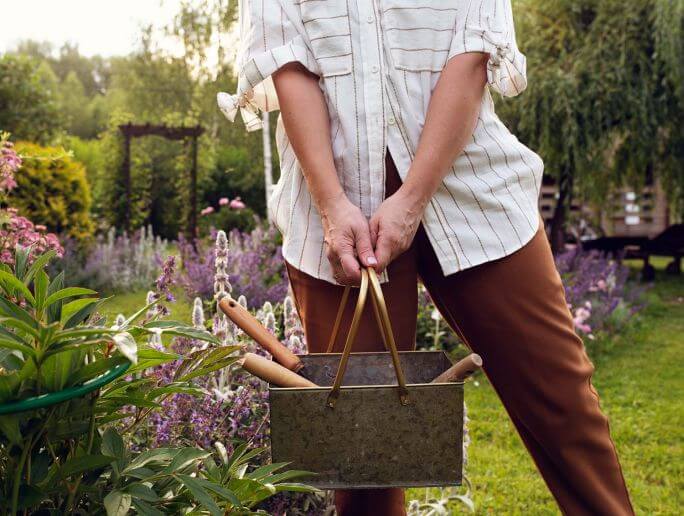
[
  {"left": 160, "top": 448, "right": 210, "bottom": 475},
  {"left": 0, "top": 317, "right": 39, "bottom": 340},
  {"left": 273, "top": 482, "right": 319, "bottom": 493},
  {"left": 34, "top": 269, "right": 49, "bottom": 310},
  {"left": 22, "top": 250, "right": 56, "bottom": 286},
  {"left": 0, "top": 269, "right": 35, "bottom": 305},
  {"left": 123, "top": 467, "right": 156, "bottom": 480},
  {"left": 63, "top": 298, "right": 100, "bottom": 328},
  {"left": 131, "top": 499, "right": 164, "bottom": 516},
  {"left": 44, "top": 287, "right": 97, "bottom": 308},
  {"left": 0, "top": 414, "right": 22, "bottom": 444},
  {"left": 120, "top": 300, "right": 158, "bottom": 329},
  {"left": 193, "top": 477, "right": 241, "bottom": 507},
  {"left": 137, "top": 348, "right": 179, "bottom": 361},
  {"left": 46, "top": 271, "right": 65, "bottom": 323},
  {"left": 123, "top": 483, "right": 159, "bottom": 502},
  {"left": 142, "top": 321, "right": 220, "bottom": 345},
  {"left": 0, "top": 324, "right": 26, "bottom": 344},
  {"left": 15, "top": 484, "right": 48, "bottom": 510},
  {"left": 0, "top": 337, "right": 36, "bottom": 358},
  {"left": 123, "top": 448, "right": 179, "bottom": 473},
  {"left": 104, "top": 490, "right": 132, "bottom": 516},
  {"left": 69, "top": 356, "right": 129, "bottom": 386},
  {"left": 175, "top": 346, "right": 240, "bottom": 382},
  {"left": 146, "top": 384, "right": 205, "bottom": 399},
  {"left": 264, "top": 469, "right": 314, "bottom": 484},
  {"left": 175, "top": 474, "right": 222, "bottom": 516},
  {"left": 14, "top": 245, "right": 30, "bottom": 280},
  {"left": 102, "top": 427, "right": 126, "bottom": 460},
  {"left": 60, "top": 454, "right": 116, "bottom": 477},
  {"left": 0, "top": 297, "right": 38, "bottom": 329},
  {"left": 246, "top": 462, "right": 287, "bottom": 480},
  {"left": 42, "top": 337, "right": 110, "bottom": 358}
]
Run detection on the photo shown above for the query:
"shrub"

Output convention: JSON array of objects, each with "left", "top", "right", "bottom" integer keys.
[
  {"left": 0, "top": 133, "right": 63, "bottom": 266},
  {"left": 12, "top": 141, "right": 94, "bottom": 241},
  {"left": 556, "top": 248, "right": 648, "bottom": 339},
  {"left": 199, "top": 200, "right": 258, "bottom": 234}
]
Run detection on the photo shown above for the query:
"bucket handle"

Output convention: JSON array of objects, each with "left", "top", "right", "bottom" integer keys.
[{"left": 326, "top": 268, "right": 410, "bottom": 408}]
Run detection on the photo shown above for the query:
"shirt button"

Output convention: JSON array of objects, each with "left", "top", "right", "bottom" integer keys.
[
  {"left": 367, "top": 15, "right": 374, "bottom": 23},
  {"left": 388, "top": 117, "right": 396, "bottom": 125},
  {"left": 371, "top": 65, "right": 379, "bottom": 73}
]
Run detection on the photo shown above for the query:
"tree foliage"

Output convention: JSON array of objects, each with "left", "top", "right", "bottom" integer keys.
[
  {"left": 0, "top": 54, "right": 63, "bottom": 143},
  {"left": 498, "top": 0, "right": 683, "bottom": 243}
]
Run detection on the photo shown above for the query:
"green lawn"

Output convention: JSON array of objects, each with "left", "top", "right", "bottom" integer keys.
[
  {"left": 409, "top": 262, "right": 683, "bottom": 514},
  {"left": 97, "top": 262, "right": 683, "bottom": 515}
]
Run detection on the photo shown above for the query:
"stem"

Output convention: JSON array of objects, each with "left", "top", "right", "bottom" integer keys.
[
  {"left": 65, "top": 392, "right": 98, "bottom": 514},
  {"left": 10, "top": 433, "right": 34, "bottom": 516}
]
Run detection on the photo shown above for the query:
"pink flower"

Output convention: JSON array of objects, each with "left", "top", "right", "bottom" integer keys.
[
  {"left": 229, "top": 197, "right": 246, "bottom": 210},
  {"left": 200, "top": 206, "right": 215, "bottom": 216},
  {"left": 219, "top": 197, "right": 229, "bottom": 206},
  {"left": 35, "top": 224, "right": 47, "bottom": 231}
]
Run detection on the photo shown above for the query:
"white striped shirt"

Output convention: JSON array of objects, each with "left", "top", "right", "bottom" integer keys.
[{"left": 218, "top": 0, "right": 544, "bottom": 285}]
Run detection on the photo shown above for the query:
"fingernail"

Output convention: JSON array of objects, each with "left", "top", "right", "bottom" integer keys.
[{"left": 367, "top": 256, "right": 377, "bottom": 266}]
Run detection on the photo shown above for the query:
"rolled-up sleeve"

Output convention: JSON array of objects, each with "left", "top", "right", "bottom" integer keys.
[
  {"left": 218, "top": 0, "right": 319, "bottom": 130},
  {"left": 448, "top": 0, "right": 527, "bottom": 97}
]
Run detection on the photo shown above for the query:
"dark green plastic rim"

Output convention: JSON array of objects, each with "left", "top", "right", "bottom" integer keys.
[{"left": 0, "top": 362, "right": 131, "bottom": 415}]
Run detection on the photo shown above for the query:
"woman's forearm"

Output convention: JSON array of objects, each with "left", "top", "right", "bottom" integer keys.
[
  {"left": 272, "top": 62, "right": 376, "bottom": 283},
  {"left": 272, "top": 63, "right": 344, "bottom": 211},
  {"left": 400, "top": 53, "right": 489, "bottom": 209}
]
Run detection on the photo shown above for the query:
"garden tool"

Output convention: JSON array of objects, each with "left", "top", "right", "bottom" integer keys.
[
  {"left": 239, "top": 352, "right": 317, "bottom": 388},
  {"left": 431, "top": 353, "right": 483, "bottom": 383},
  {"left": 218, "top": 296, "right": 304, "bottom": 372}
]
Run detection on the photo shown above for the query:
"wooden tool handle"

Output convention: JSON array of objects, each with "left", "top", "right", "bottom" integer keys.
[
  {"left": 219, "top": 297, "right": 303, "bottom": 372},
  {"left": 431, "top": 353, "right": 483, "bottom": 383},
  {"left": 239, "top": 353, "right": 317, "bottom": 388}
]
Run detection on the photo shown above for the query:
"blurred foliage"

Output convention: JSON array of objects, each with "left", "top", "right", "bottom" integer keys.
[
  {"left": 500, "top": 0, "right": 684, "bottom": 220},
  {"left": 12, "top": 142, "right": 94, "bottom": 242},
  {"left": 0, "top": 54, "right": 63, "bottom": 144}
]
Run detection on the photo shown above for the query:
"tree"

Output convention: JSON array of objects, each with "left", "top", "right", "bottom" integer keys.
[
  {"left": 0, "top": 54, "right": 63, "bottom": 143},
  {"left": 498, "top": 0, "right": 683, "bottom": 250}
]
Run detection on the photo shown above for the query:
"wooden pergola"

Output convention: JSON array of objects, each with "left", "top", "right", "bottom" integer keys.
[{"left": 119, "top": 123, "right": 205, "bottom": 237}]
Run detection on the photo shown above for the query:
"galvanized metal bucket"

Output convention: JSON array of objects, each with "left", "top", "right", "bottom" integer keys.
[{"left": 269, "top": 268, "right": 464, "bottom": 489}]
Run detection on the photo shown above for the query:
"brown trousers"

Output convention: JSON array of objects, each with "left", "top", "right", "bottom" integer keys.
[{"left": 286, "top": 156, "right": 634, "bottom": 516}]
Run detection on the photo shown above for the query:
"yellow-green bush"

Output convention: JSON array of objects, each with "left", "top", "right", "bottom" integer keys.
[{"left": 12, "top": 142, "right": 94, "bottom": 241}]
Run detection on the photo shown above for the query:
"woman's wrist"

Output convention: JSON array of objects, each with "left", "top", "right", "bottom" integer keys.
[
  {"left": 397, "top": 173, "right": 436, "bottom": 213},
  {"left": 316, "top": 188, "right": 350, "bottom": 217}
]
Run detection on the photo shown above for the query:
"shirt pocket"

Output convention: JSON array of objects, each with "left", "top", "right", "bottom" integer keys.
[
  {"left": 300, "top": 0, "right": 352, "bottom": 77},
  {"left": 382, "top": 1, "right": 458, "bottom": 72}
]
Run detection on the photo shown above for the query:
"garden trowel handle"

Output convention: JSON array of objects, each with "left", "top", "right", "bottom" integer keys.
[
  {"left": 218, "top": 297, "right": 304, "bottom": 372},
  {"left": 431, "top": 353, "right": 483, "bottom": 383}
]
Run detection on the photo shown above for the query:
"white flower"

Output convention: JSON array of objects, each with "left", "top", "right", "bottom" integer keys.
[{"left": 113, "top": 332, "right": 138, "bottom": 364}]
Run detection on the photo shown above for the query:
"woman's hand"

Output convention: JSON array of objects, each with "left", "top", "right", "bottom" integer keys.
[
  {"left": 320, "top": 193, "right": 377, "bottom": 285},
  {"left": 369, "top": 186, "right": 427, "bottom": 273}
]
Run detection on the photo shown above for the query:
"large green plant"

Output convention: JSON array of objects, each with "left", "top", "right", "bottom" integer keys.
[
  {"left": 0, "top": 247, "right": 314, "bottom": 514},
  {"left": 12, "top": 142, "right": 94, "bottom": 242}
]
